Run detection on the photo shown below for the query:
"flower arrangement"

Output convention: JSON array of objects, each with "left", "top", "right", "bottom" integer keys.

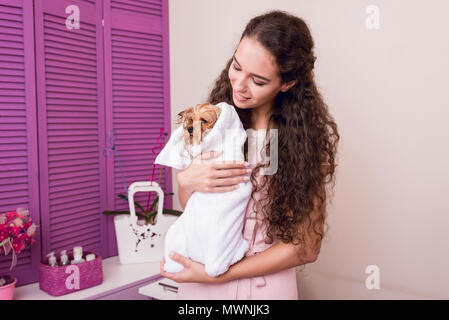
[{"left": 0, "top": 208, "right": 38, "bottom": 273}]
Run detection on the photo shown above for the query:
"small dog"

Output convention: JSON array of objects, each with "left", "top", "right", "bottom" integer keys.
[
  {"left": 160, "top": 101, "right": 251, "bottom": 276},
  {"left": 176, "top": 102, "right": 221, "bottom": 159}
]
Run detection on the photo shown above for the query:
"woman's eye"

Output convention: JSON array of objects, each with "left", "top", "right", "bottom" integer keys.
[
  {"left": 233, "top": 64, "right": 265, "bottom": 86},
  {"left": 202, "top": 119, "right": 208, "bottom": 124}
]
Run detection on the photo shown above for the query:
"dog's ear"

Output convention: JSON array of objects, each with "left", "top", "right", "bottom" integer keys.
[{"left": 176, "top": 111, "right": 185, "bottom": 126}]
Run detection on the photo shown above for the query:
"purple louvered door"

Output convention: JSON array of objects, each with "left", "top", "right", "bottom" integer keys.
[
  {"left": 1, "top": 0, "right": 171, "bottom": 285},
  {"left": 34, "top": 0, "right": 108, "bottom": 258},
  {"left": 0, "top": 0, "right": 41, "bottom": 285},
  {"left": 103, "top": 0, "right": 172, "bottom": 256}
]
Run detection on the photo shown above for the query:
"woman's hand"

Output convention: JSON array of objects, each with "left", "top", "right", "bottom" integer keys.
[
  {"left": 160, "top": 252, "right": 219, "bottom": 284},
  {"left": 177, "top": 150, "right": 251, "bottom": 195}
]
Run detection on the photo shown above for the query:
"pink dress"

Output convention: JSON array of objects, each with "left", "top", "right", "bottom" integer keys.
[{"left": 177, "top": 152, "right": 298, "bottom": 300}]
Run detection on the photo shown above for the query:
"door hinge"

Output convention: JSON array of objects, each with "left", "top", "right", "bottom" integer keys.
[{"left": 102, "top": 19, "right": 104, "bottom": 27}]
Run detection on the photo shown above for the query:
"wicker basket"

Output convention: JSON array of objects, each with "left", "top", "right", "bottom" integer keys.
[{"left": 38, "top": 251, "right": 103, "bottom": 297}]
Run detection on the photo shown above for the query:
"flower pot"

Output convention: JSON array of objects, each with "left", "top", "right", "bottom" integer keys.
[{"left": 0, "top": 277, "right": 17, "bottom": 300}]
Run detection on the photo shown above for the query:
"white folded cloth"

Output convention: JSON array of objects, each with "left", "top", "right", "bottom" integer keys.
[{"left": 155, "top": 102, "right": 251, "bottom": 276}]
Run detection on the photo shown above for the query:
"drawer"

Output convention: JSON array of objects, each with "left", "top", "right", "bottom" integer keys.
[{"left": 138, "top": 277, "right": 178, "bottom": 300}]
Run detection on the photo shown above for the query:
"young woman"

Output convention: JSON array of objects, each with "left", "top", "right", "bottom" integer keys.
[{"left": 160, "top": 10, "right": 339, "bottom": 300}]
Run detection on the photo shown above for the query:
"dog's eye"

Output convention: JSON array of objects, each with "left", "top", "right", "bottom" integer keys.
[{"left": 202, "top": 119, "right": 208, "bottom": 124}]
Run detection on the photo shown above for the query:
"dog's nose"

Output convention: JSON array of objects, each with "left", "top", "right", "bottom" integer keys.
[{"left": 187, "top": 126, "right": 193, "bottom": 133}]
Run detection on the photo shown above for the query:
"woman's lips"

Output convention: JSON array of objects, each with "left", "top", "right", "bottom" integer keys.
[{"left": 234, "top": 91, "right": 250, "bottom": 102}]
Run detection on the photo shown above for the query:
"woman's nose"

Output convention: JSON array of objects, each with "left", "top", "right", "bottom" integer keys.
[{"left": 234, "top": 76, "right": 248, "bottom": 93}]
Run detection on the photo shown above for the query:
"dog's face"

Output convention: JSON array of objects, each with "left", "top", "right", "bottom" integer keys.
[{"left": 176, "top": 103, "right": 221, "bottom": 146}]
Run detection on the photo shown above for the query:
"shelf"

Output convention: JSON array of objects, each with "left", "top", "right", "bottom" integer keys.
[{"left": 14, "top": 256, "right": 162, "bottom": 300}]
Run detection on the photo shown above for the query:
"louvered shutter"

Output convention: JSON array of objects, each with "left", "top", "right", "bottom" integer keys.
[
  {"left": 103, "top": 0, "right": 172, "bottom": 256},
  {"left": 34, "top": 0, "right": 108, "bottom": 257},
  {"left": 0, "top": 0, "right": 41, "bottom": 285}
]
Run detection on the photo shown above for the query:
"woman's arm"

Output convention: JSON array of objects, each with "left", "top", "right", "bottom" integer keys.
[
  {"left": 216, "top": 240, "right": 317, "bottom": 284},
  {"left": 162, "top": 193, "right": 324, "bottom": 284},
  {"left": 164, "top": 230, "right": 320, "bottom": 284},
  {"left": 216, "top": 194, "right": 324, "bottom": 283},
  {"left": 177, "top": 171, "right": 193, "bottom": 210}
]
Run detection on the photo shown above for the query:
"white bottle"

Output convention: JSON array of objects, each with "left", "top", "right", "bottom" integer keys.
[
  {"left": 60, "top": 250, "right": 69, "bottom": 266},
  {"left": 47, "top": 252, "right": 57, "bottom": 267},
  {"left": 71, "top": 246, "right": 85, "bottom": 265}
]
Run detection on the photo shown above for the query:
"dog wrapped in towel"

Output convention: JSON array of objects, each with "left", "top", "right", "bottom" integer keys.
[{"left": 155, "top": 102, "right": 252, "bottom": 277}]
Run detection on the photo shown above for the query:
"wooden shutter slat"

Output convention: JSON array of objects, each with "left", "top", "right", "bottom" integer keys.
[{"left": 51, "top": 204, "right": 102, "bottom": 220}]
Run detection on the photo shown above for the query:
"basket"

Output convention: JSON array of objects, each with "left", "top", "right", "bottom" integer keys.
[{"left": 38, "top": 251, "right": 103, "bottom": 297}]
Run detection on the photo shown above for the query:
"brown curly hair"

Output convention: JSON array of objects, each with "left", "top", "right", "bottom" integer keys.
[{"left": 207, "top": 10, "right": 340, "bottom": 263}]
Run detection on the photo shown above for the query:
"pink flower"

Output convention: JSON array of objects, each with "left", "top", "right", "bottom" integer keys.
[{"left": 0, "top": 209, "right": 37, "bottom": 258}]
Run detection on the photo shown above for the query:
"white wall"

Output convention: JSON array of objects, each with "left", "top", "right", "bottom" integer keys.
[{"left": 168, "top": 0, "right": 449, "bottom": 299}]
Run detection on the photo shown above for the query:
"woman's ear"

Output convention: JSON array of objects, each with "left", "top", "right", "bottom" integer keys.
[{"left": 281, "top": 80, "right": 297, "bottom": 92}]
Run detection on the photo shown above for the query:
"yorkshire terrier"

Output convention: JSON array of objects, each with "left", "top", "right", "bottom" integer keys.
[{"left": 176, "top": 102, "right": 221, "bottom": 159}]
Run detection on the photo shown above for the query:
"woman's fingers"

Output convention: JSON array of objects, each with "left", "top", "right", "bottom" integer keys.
[
  {"left": 188, "top": 150, "right": 253, "bottom": 193},
  {"left": 160, "top": 257, "right": 171, "bottom": 278},
  {"left": 210, "top": 176, "right": 249, "bottom": 188},
  {"left": 212, "top": 160, "right": 249, "bottom": 170},
  {"left": 213, "top": 168, "right": 251, "bottom": 178},
  {"left": 207, "top": 185, "right": 241, "bottom": 193},
  {"left": 169, "top": 251, "right": 191, "bottom": 267},
  {"left": 194, "top": 150, "right": 250, "bottom": 169},
  {"left": 160, "top": 258, "right": 166, "bottom": 273},
  {"left": 199, "top": 150, "right": 222, "bottom": 160},
  {"left": 160, "top": 268, "right": 178, "bottom": 282}
]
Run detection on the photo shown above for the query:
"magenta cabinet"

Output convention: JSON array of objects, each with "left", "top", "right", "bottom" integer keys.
[
  {"left": 0, "top": 0, "right": 41, "bottom": 285},
  {"left": 0, "top": 0, "right": 172, "bottom": 286}
]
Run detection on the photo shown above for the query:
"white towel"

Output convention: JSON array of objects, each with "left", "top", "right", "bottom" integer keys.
[{"left": 155, "top": 102, "right": 251, "bottom": 277}]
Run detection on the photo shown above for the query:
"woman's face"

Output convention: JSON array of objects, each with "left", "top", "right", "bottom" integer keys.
[{"left": 228, "top": 37, "right": 292, "bottom": 114}]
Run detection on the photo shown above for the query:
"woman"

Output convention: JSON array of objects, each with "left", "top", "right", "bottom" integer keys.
[{"left": 160, "top": 10, "right": 339, "bottom": 300}]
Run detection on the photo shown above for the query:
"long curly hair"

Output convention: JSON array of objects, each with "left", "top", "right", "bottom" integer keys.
[{"left": 207, "top": 10, "right": 340, "bottom": 262}]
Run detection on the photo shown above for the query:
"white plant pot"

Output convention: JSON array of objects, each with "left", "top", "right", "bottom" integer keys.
[{"left": 114, "top": 181, "right": 176, "bottom": 264}]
